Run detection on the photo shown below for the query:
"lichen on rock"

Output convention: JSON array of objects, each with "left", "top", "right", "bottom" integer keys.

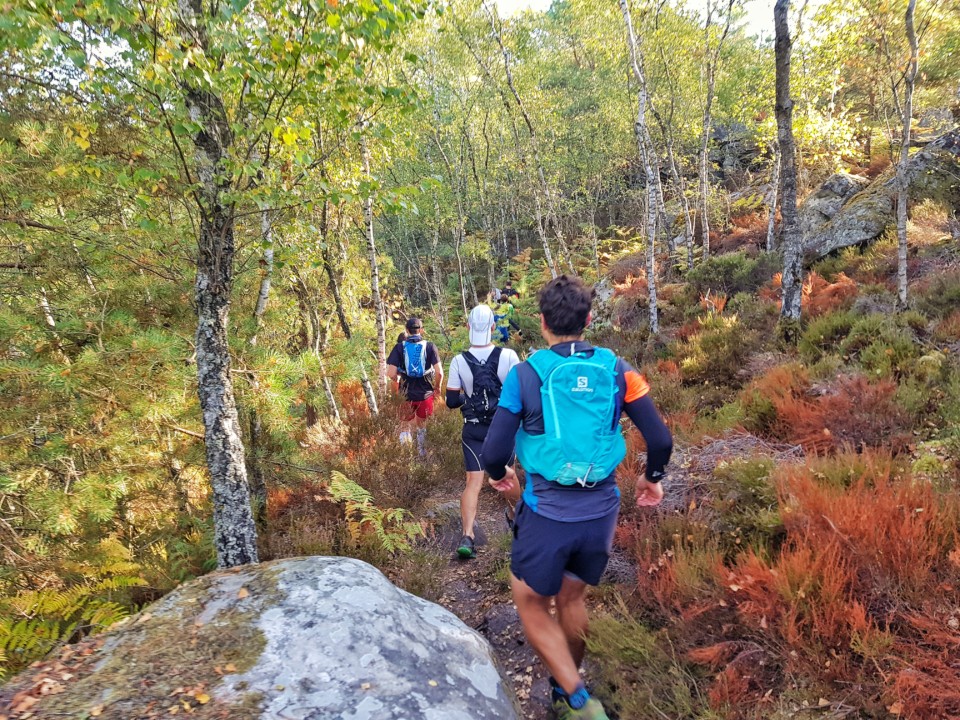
[{"left": 0, "top": 557, "right": 520, "bottom": 720}]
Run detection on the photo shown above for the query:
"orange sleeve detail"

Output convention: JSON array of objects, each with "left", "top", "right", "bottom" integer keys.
[{"left": 624, "top": 370, "right": 651, "bottom": 403}]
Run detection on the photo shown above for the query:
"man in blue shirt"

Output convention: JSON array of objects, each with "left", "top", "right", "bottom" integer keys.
[{"left": 482, "top": 275, "right": 673, "bottom": 720}]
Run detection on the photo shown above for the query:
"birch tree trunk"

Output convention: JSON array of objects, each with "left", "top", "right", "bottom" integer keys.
[
  {"left": 698, "top": 89, "right": 714, "bottom": 258},
  {"left": 766, "top": 143, "right": 780, "bottom": 252},
  {"left": 361, "top": 137, "right": 387, "bottom": 395},
  {"left": 360, "top": 363, "right": 379, "bottom": 417},
  {"left": 177, "top": 0, "right": 258, "bottom": 568},
  {"left": 774, "top": 0, "right": 803, "bottom": 339},
  {"left": 620, "top": 0, "right": 659, "bottom": 335},
  {"left": 896, "top": 0, "right": 918, "bottom": 309},
  {"left": 249, "top": 209, "right": 273, "bottom": 347},
  {"left": 319, "top": 357, "right": 342, "bottom": 424}
]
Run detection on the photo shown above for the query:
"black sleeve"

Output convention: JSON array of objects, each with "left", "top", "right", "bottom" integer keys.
[
  {"left": 623, "top": 394, "right": 673, "bottom": 481},
  {"left": 386, "top": 343, "right": 402, "bottom": 368},
  {"left": 446, "top": 388, "right": 465, "bottom": 409},
  {"left": 481, "top": 407, "right": 522, "bottom": 480},
  {"left": 427, "top": 342, "right": 440, "bottom": 367}
]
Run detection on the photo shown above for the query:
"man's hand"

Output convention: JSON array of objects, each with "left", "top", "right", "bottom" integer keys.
[
  {"left": 489, "top": 465, "right": 518, "bottom": 494},
  {"left": 636, "top": 478, "right": 664, "bottom": 508}
]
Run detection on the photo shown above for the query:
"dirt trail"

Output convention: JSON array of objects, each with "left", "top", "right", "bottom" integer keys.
[{"left": 429, "top": 491, "right": 554, "bottom": 720}]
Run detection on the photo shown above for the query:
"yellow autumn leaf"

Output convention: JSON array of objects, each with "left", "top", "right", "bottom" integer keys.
[
  {"left": 237, "top": 587, "right": 250, "bottom": 599},
  {"left": 75, "top": 136, "right": 91, "bottom": 151},
  {"left": 196, "top": 693, "right": 210, "bottom": 705},
  {"left": 282, "top": 131, "right": 298, "bottom": 146}
]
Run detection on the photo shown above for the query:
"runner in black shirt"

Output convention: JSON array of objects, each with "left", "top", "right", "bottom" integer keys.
[{"left": 386, "top": 317, "right": 443, "bottom": 456}]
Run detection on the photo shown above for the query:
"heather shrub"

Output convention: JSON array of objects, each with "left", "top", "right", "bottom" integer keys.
[
  {"left": 721, "top": 452, "right": 960, "bottom": 718},
  {"left": 739, "top": 364, "right": 808, "bottom": 435},
  {"left": 913, "top": 269, "right": 960, "bottom": 319},
  {"left": 587, "top": 605, "right": 704, "bottom": 720},
  {"left": 772, "top": 374, "right": 913, "bottom": 454},
  {"left": 802, "top": 272, "right": 858, "bottom": 318},
  {"left": 839, "top": 314, "right": 920, "bottom": 378},
  {"left": 932, "top": 309, "right": 960, "bottom": 342},
  {"left": 798, "top": 310, "right": 856, "bottom": 362},
  {"left": 711, "top": 458, "right": 783, "bottom": 557},
  {"left": 687, "top": 251, "right": 780, "bottom": 297},
  {"left": 694, "top": 400, "right": 747, "bottom": 437},
  {"left": 776, "top": 453, "right": 959, "bottom": 601},
  {"left": 675, "top": 314, "right": 762, "bottom": 387}
]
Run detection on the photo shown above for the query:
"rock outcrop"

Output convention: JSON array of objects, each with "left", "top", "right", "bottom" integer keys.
[
  {"left": 798, "top": 172, "right": 872, "bottom": 236},
  {"left": 801, "top": 128, "right": 960, "bottom": 260},
  {"left": 0, "top": 557, "right": 521, "bottom": 720}
]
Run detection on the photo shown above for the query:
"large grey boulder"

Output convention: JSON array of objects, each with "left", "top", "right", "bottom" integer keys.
[
  {"left": 801, "top": 128, "right": 960, "bottom": 260},
  {"left": 798, "top": 171, "right": 871, "bottom": 236},
  {"left": 0, "top": 557, "right": 520, "bottom": 720}
]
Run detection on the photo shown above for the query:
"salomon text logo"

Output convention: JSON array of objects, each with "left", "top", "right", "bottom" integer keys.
[{"left": 572, "top": 376, "right": 593, "bottom": 393}]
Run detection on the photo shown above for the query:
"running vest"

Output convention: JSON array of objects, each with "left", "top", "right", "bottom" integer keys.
[
  {"left": 402, "top": 339, "right": 431, "bottom": 378},
  {"left": 515, "top": 347, "right": 626, "bottom": 487},
  {"left": 461, "top": 347, "right": 503, "bottom": 424}
]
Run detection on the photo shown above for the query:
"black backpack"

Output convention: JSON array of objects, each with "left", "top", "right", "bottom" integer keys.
[{"left": 461, "top": 347, "right": 503, "bottom": 424}]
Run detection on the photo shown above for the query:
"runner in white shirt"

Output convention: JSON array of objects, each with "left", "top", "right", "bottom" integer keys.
[{"left": 445, "top": 304, "right": 520, "bottom": 559}]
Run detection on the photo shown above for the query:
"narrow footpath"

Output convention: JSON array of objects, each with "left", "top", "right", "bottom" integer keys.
[{"left": 429, "top": 492, "right": 553, "bottom": 720}]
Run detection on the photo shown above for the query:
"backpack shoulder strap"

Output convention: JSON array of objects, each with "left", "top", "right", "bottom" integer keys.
[
  {"left": 526, "top": 348, "right": 563, "bottom": 383},
  {"left": 489, "top": 346, "right": 503, "bottom": 366},
  {"left": 590, "top": 347, "right": 619, "bottom": 371}
]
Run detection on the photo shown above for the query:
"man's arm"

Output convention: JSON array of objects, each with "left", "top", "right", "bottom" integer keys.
[
  {"left": 623, "top": 393, "right": 672, "bottom": 506},
  {"left": 432, "top": 362, "right": 444, "bottom": 395},
  {"left": 623, "top": 394, "right": 673, "bottom": 479},
  {"left": 481, "top": 407, "right": 521, "bottom": 480},
  {"left": 446, "top": 357, "right": 464, "bottom": 409}
]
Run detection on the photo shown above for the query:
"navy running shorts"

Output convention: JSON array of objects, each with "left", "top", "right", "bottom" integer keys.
[
  {"left": 461, "top": 422, "right": 488, "bottom": 472},
  {"left": 461, "top": 422, "right": 514, "bottom": 473},
  {"left": 510, "top": 501, "right": 618, "bottom": 597}
]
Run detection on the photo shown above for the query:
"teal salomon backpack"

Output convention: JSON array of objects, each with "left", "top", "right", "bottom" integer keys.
[{"left": 515, "top": 347, "right": 627, "bottom": 487}]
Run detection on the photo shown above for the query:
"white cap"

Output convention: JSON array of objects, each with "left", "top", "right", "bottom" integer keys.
[{"left": 468, "top": 304, "right": 495, "bottom": 346}]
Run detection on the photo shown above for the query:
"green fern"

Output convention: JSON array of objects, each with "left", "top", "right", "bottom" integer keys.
[
  {"left": 0, "top": 574, "right": 144, "bottom": 676},
  {"left": 327, "top": 471, "right": 425, "bottom": 554}
]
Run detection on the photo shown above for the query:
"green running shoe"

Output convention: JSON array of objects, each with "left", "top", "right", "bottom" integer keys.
[
  {"left": 456, "top": 535, "right": 476, "bottom": 559},
  {"left": 552, "top": 696, "right": 610, "bottom": 720}
]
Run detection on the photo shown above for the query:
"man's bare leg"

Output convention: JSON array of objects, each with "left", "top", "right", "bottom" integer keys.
[
  {"left": 511, "top": 574, "right": 582, "bottom": 695},
  {"left": 461, "top": 470, "right": 485, "bottom": 538},
  {"left": 555, "top": 574, "right": 590, "bottom": 668}
]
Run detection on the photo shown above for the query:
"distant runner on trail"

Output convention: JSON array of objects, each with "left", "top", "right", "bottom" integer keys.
[
  {"left": 482, "top": 275, "right": 673, "bottom": 720},
  {"left": 445, "top": 305, "right": 521, "bottom": 560},
  {"left": 494, "top": 297, "right": 521, "bottom": 344},
  {"left": 386, "top": 317, "right": 443, "bottom": 457},
  {"left": 501, "top": 280, "right": 520, "bottom": 300}
]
